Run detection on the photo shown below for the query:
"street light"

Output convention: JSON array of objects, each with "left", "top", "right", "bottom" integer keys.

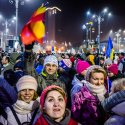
[
  {"left": 115, "top": 32, "right": 120, "bottom": 51},
  {"left": 110, "top": 29, "right": 125, "bottom": 51},
  {"left": 0, "top": 14, "right": 16, "bottom": 51},
  {"left": 9, "top": 0, "right": 28, "bottom": 43},
  {"left": 87, "top": 8, "right": 111, "bottom": 53},
  {"left": 82, "top": 21, "right": 93, "bottom": 48},
  {"left": 82, "top": 24, "right": 89, "bottom": 48},
  {"left": 115, "top": 29, "right": 125, "bottom": 51}
]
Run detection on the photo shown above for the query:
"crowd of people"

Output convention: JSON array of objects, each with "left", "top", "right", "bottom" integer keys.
[{"left": 0, "top": 43, "right": 125, "bottom": 125}]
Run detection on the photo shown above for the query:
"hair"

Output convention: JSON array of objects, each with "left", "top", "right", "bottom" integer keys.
[
  {"left": 18, "top": 91, "right": 38, "bottom": 101},
  {"left": 4, "top": 69, "right": 17, "bottom": 86},
  {"left": 120, "top": 52, "right": 124, "bottom": 56},
  {"left": 4, "top": 56, "right": 10, "bottom": 63},
  {"left": 44, "top": 88, "right": 66, "bottom": 102},
  {"left": 90, "top": 68, "right": 107, "bottom": 79},
  {"left": 110, "top": 78, "right": 125, "bottom": 94},
  {"left": 42, "top": 88, "right": 66, "bottom": 112},
  {"left": 100, "top": 57, "right": 104, "bottom": 60}
]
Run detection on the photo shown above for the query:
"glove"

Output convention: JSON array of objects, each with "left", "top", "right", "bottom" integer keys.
[{"left": 25, "top": 42, "right": 34, "bottom": 50}]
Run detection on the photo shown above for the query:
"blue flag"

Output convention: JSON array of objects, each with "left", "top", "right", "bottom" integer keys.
[
  {"left": 105, "top": 37, "right": 114, "bottom": 60},
  {"left": 107, "top": 78, "right": 112, "bottom": 93},
  {"left": 52, "top": 46, "right": 54, "bottom": 52}
]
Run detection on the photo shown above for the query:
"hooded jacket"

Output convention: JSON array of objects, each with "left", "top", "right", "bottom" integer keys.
[
  {"left": 71, "top": 74, "right": 86, "bottom": 104},
  {"left": 37, "top": 71, "right": 66, "bottom": 96},
  {"left": 71, "top": 65, "right": 107, "bottom": 125},
  {"left": 104, "top": 102, "right": 125, "bottom": 125},
  {"left": 0, "top": 77, "right": 17, "bottom": 108},
  {"left": 102, "top": 90, "right": 125, "bottom": 125}
]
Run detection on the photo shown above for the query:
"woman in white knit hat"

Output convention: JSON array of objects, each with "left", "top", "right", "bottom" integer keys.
[{"left": 0, "top": 75, "right": 41, "bottom": 125}]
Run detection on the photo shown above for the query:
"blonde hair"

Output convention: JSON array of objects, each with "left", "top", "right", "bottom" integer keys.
[
  {"left": 90, "top": 68, "right": 107, "bottom": 79},
  {"left": 110, "top": 78, "right": 125, "bottom": 94}
]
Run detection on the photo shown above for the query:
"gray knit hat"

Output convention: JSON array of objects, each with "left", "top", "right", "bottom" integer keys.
[
  {"left": 43, "top": 55, "right": 58, "bottom": 67},
  {"left": 105, "top": 58, "right": 112, "bottom": 65}
]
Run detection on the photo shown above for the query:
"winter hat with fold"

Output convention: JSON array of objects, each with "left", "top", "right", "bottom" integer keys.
[
  {"left": 76, "top": 59, "right": 90, "bottom": 74},
  {"left": 16, "top": 75, "right": 38, "bottom": 92},
  {"left": 43, "top": 55, "right": 58, "bottom": 67}
]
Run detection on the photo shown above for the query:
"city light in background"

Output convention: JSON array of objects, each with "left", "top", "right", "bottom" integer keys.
[
  {"left": 84, "top": 7, "right": 112, "bottom": 53},
  {"left": 0, "top": 14, "right": 16, "bottom": 51},
  {"left": 109, "top": 29, "right": 125, "bottom": 52},
  {"left": 0, "top": 1, "right": 125, "bottom": 53}
]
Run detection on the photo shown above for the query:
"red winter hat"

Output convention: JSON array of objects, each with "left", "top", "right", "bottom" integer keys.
[
  {"left": 108, "top": 64, "right": 118, "bottom": 75},
  {"left": 76, "top": 59, "right": 90, "bottom": 74},
  {"left": 40, "top": 85, "right": 67, "bottom": 109}
]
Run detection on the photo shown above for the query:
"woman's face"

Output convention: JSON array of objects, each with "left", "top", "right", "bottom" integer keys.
[
  {"left": 19, "top": 89, "right": 35, "bottom": 103},
  {"left": 81, "top": 70, "right": 87, "bottom": 76},
  {"left": 43, "top": 90, "right": 66, "bottom": 122},
  {"left": 45, "top": 63, "right": 57, "bottom": 75},
  {"left": 90, "top": 72, "right": 105, "bottom": 86},
  {"left": 108, "top": 71, "right": 114, "bottom": 77},
  {"left": 105, "top": 64, "right": 111, "bottom": 70}
]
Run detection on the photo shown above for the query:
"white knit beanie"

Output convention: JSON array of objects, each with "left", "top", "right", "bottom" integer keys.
[
  {"left": 16, "top": 75, "right": 38, "bottom": 92},
  {"left": 43, "top": 55, "right": 58, "bottom": 67}
]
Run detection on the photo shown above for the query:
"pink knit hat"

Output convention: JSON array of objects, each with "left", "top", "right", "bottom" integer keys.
[
  {"left": 76, "top": 59, "right": 90, "bottom": 74},
  {"left": 40, "top": 85, "right": 67, "bottom": 109},
  {"left": 108, "top": 64, "right": 118, "bottom": 75}
]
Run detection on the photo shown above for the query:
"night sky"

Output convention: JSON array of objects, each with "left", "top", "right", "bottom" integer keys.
[{"left": 0, "top": 0, "right": 125, "bottom": 46}]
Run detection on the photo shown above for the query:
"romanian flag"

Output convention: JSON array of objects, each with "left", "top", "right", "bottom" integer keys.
[
  {"left": 105, "top": 37, "right": 114, "bottom": 60},
  {"left": 20, "top": 5, "right": 46, "bottom": 45}
]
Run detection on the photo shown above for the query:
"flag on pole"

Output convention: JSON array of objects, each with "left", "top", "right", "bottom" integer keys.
[
  {"left": 107, "top": 77, "right": 112, "bottom": 93},
  {"left": 20, "top": 5, "right": 46, "bottom": 45},
  {"left": 105, "top": 37, "right": 114, "bottom": 60}
]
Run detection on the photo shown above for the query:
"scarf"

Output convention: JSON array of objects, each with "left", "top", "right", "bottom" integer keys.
[
  {"left": 42, "top": 70, "right": 58, "bottom": 80},
  {"left": 3, "top": 63, "right": 9, "bottom": 67},
  {"left": 13, "top": 98, "right": 40, "bottom": 115},
  {"left": 43, "top": 109, "right": 71, "bottom": 125},
  {"left": 85, "top": 81, "right": 107, "bottom": 102}
]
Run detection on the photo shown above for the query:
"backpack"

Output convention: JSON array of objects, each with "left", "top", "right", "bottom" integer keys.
[{"left": 9, "top": 105, "right": 39, "bottom": 125}]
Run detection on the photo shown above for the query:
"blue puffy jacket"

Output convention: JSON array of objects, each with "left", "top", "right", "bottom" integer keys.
[{"left": 0, "top": 77, "right": 17, "bottom": 108}]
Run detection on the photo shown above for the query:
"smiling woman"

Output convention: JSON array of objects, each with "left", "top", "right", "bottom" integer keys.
[
  {"left": 0, "top": 75, "right": 41, "bottom": 125},
  {"left": 71, "top": 65, "right": 108, "bottom": 125}
]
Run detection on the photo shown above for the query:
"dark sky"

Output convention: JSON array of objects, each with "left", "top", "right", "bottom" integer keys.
[{"left": 0, "top": 0, "right": 125, "bottom": 46}]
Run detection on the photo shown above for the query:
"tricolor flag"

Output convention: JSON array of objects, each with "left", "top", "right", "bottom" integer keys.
[
  {"left": 20, "top": 5, "right": 46, "bottom": 45},
  {"left": 105, "top": 37, "right": 114, "bottom": 60}
]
